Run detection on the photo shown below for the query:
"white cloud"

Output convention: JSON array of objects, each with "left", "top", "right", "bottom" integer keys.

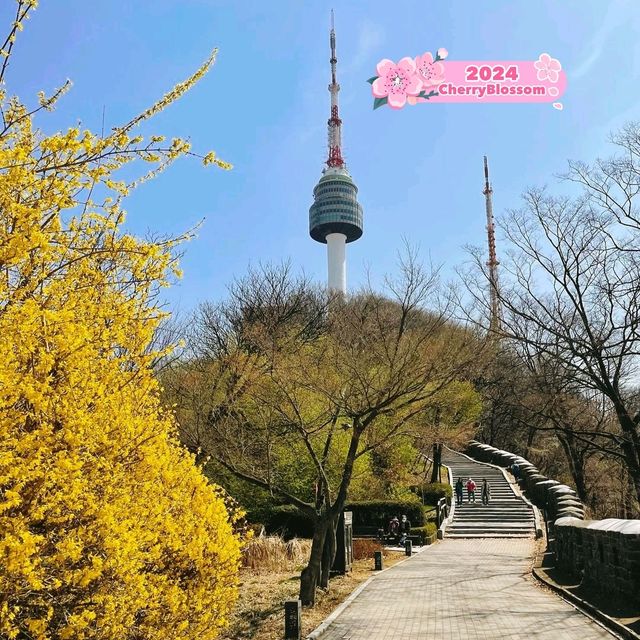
[
  {"left": 598, "top": 101, "right": 640, "bottom": 143},
  {"left": 343, "top": 20, "right": 384, "bottom": 76},
  {"left": 574, "top": 0, "right": 636, "bottom": 79}
]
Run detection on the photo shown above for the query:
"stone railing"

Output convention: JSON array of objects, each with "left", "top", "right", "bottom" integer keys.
[
  {"left": 555, "top": 517, "right": 640, "bottom": 606},
  {"left": 466, "top": 440, "right": 640, "bottom": 607},
  {"left": 465, "top": 440, "right": 586, "bottom": 523}
]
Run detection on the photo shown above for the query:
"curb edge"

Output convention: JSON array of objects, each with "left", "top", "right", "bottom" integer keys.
[{"left": 531, "top": 564, "right": 638, "bottom": 640}]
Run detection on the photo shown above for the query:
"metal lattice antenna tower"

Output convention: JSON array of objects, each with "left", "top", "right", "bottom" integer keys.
[
  {"left": 483, "top": 156, "right": 501, "bottom": 333},
  {"left": 327, "top": 9, "right": 344, "bottom": 168},
  {"left": 308, "top": 12, "right": 363, "bottom": 294}
]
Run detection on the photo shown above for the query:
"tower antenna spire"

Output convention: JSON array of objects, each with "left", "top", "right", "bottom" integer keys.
[
  {"left": 483, "top": 156, "right": 501, "bottom": 333},
  {"left": 327, "top": 9, "right": 343, "bottom": 168}
]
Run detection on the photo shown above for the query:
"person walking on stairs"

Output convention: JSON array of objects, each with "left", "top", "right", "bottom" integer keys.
[
  {"left": 481, "top": 478, "right": 491, "bottom": 505},
  {"left": 466, "top": 478, "right": 476, "bottom": 503},
  {"left": 455, "top": 477, "right": 464, "bottom": 506}
]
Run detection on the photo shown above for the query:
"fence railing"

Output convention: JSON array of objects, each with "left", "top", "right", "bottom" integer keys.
[{"left": 436, "top": 497, "right": 449, "bottom": 528}]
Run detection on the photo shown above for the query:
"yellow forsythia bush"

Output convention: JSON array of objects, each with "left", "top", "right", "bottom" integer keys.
[{"left": 0, "top": 3, "right": 240, "bottom": 638}]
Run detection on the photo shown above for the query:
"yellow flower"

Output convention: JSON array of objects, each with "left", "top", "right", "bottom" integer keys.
[{"left": 0, "top": 3, "right": 241, "bottom": 639}]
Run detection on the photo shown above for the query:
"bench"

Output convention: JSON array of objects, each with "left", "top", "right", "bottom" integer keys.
[
  {"left": 352, "top": 524, "right": 424, "bottom": 548},
  {"left": 380, "top": 533, "right": 422, "bottom": 547},
  {"left": 407, "top": 534, "right": 423, "bottom": 547}
]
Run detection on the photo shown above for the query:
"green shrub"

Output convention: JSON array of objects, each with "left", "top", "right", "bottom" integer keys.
[
  {"left": 422, "top": 505, "right": 437, "bottom": 522},
  {"left": 346, "top": 499, "right": 425, "bottom": 528},
  {"left": 259, "top": 499, "right": 428, "bottom": 539},
  {"left": 262, "top": 505, "right": 313, "bottom": 539},
  {"left": 410, "top": 523, "right": 437, "bottom": 544},
  {"left": 414, "top": 482, "right": 452, "bottom": 505}
]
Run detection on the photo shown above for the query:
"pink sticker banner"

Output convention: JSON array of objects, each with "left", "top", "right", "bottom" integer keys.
[{"left": 368, "top": 51, "right": 566, "bottom": 110}]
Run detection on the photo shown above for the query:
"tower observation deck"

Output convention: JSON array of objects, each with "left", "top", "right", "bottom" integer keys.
[
  {"left": 308, "top": 12, "right": 363, "bottom": 294},
  {"left": 309, "top": 169, "right": 363, "bottom": 244}
]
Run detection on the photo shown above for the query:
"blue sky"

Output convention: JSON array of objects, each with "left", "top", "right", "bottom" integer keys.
[{"left": 5, "top": 1, "right": 640, "bottom": 311}]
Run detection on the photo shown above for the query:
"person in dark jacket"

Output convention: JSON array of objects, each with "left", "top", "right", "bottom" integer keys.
[
  {"left": 481, "top": 478, "right": 491, "bottom": 505},
  {"left": 455, "top": 477, "right": 464, "bottom": 506},
  {"left": 388, "top": 515, "right": 400, "bottom": 540},
  {"left": 398, "top": 514, "right": 412, "bottom": 545}
]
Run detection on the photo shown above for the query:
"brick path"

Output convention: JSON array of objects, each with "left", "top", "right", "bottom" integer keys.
[{"left": 315, "top": 539, "right": 614, "bottom": 639}]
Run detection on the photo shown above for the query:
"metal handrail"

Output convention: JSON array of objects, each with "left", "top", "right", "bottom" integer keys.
[{"left": 436, "top": 497, "right": 449, "bottom": 528}]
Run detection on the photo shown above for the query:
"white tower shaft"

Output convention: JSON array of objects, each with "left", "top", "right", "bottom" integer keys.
[{"left": 326, "top": 232, "right": 347, "bottom": 294}]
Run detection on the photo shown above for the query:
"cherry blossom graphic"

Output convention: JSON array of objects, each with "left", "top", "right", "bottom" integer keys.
[
  {"left": 415, "top": 51, "right": 445, "bottom": 89},
  {"left": 368, "top": 49, "right": 566, "bottom": 109},
  {"left": 534, "top": 53, "right": 561, "bottom": 82},
  {"left": 368, "top": 46, "right": 446, "bottom": 109},
  {"left": 371, "top": 57, "right": 423, "bottom": 109}
]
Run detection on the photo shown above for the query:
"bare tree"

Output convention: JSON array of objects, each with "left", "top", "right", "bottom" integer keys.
[
  {"left": 462, "top": 126, "right": 640, "bottom": 508},
  {"left": 167, "top": 257, "right": 482, "bottom": 605}
]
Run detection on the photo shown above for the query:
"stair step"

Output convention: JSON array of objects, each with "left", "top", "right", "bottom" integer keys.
[
  {"left": 454, "top": 517, "right": 533, "bottom": 520},
  {"left": 448, "top": 528, "right": 534, "bottom": 534},
  {"left": 448, "top": 532, "right": 534, "bottom": 536},
  {"left": 448, "top": 523, "right": 534, "bottom": 527},
  {"left": 454, "top": 512, "right": 533, "bottom": 515},
  {"left": 450, "top": 516, "right": 533, "bottom": 521},
  {"left": 443, "top": 449, "right": 536, "bottom": 541},
  {"left": 453, "top": 524, "right": 533, "bottom": 528},
  {"left": 454, "top": 513, "right": 532, "bottom": 516}
]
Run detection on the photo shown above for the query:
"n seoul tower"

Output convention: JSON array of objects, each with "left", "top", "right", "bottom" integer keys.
[{"left": 308, "top": 11, "right": 363, "bottom": 294}]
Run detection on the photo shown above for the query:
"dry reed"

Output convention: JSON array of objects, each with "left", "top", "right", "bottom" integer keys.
[{"left": 242, "top": 534, "right": 312, "bottom": 573}]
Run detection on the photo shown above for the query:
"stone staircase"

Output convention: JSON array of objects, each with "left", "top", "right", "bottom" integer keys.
[{"left": 442, "top": 449, "right": 535, "bottom": 538}]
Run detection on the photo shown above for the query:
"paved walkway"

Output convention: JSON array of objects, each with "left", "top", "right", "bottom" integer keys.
[{"left": 316, "top": 538, "right": 614, "bottom": 639}]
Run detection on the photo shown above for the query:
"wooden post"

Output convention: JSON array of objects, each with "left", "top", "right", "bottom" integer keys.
[
  {"left": 284, "top": 600, "right": 301, "bottom": 640},
  {"left": 374, "top": 550, "right": 383, "bottom": 570}
]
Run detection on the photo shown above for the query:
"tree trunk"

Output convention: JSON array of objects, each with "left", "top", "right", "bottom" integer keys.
[
  {"left": 523, "top": 426, "right": 536, "bottom": 461},
  {"left": 610, "top": 399, "right": 640, "bottom": 506},
  {"left": 301, "top": 428, "right": 362, "bottom": 604},
  {"left": 319, "top": 513, "right": 338, "bottom": 589},
  {"left": 630, "top": 474, "right": 640, "bottom": 518},
  {"left": 556, "top": 433, "right": 589, "bottom": 502},
  {"left": 430, "top": 443, "right": 442, "bottom": 483},
  {"left": 299, "top": 519, "right": 329, "bottom": 606},
  {"left": 486, "top": 404, "right": 497, "bottom": 446}
]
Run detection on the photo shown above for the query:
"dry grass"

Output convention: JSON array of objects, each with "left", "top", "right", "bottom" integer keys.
[
  {"left": 221, "top": 545, "right": 407, "bottom": 640},
  {"left": 352, "top": 537, "right": 383, "bottom": 560},
  {"left": 242, "top": 534, "right": 312, "bottom": 573}
]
